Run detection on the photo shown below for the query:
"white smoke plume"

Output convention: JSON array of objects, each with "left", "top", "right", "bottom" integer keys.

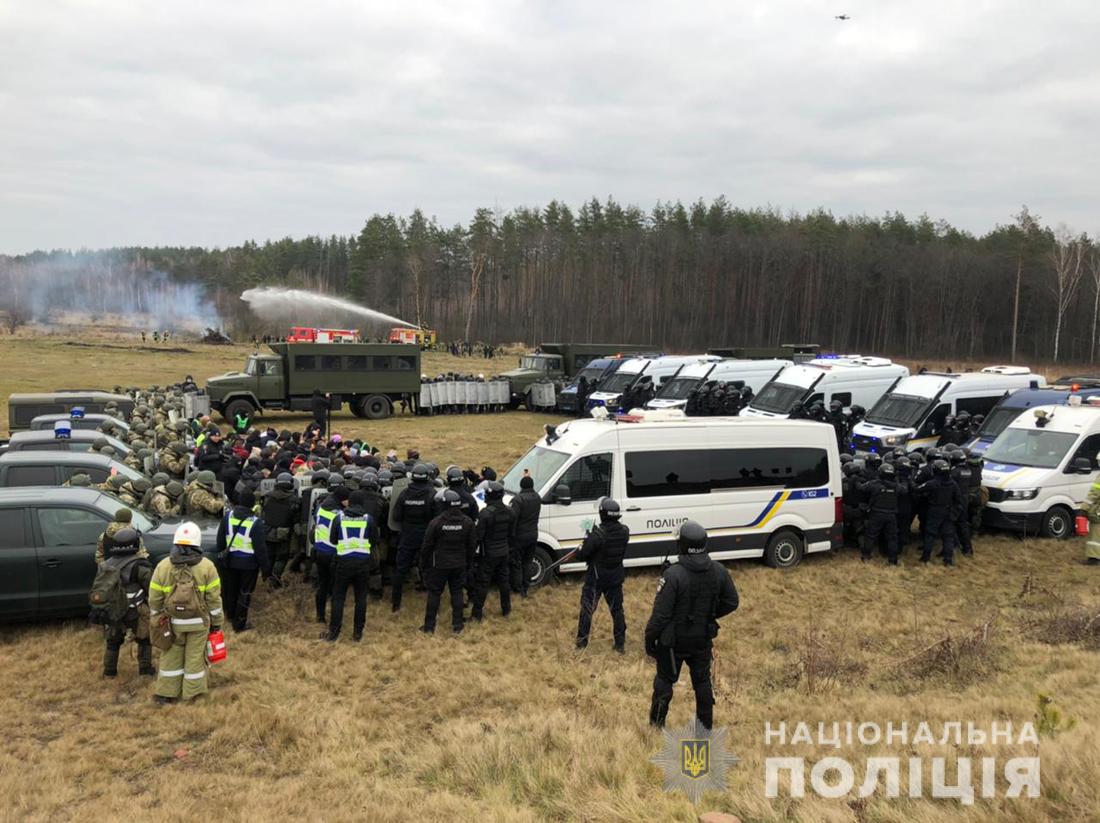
[
  {"left": 0, "top": 253, "right": 220, "bottom": 332},
  {"left": 240, "top": 287, "right": 416, "bottom": 330}
]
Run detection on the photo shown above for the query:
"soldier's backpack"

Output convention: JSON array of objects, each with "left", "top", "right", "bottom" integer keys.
[
  {"left": 88, "top": 556, "right": 140, "bottom": 625},
  {"left": 164, "top": 564, "right": 205, "bottom": 621}
]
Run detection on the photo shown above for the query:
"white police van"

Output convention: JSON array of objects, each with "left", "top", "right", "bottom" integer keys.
[
  {"left": 585, "top": 355, "right": 718, "bottom": 412},
  {"left": 981, "top": 400, "right": 1100, "bottom": 538},
  {"left": 851, "top": 367, "right": 1045, "bottom": 453},
  {"left": 740, "top": 356, "right": 909, "bottom": 420},
  {"left": 499, "top": 410, "right": 843, "bottom": 584},
  {"left": 645, "top": 358, "right": 791, "bottom": 410}
]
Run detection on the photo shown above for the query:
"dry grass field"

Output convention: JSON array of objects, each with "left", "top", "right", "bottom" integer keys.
[{"left": 1, "top": 332, "right": 1099, "bottom": 822}]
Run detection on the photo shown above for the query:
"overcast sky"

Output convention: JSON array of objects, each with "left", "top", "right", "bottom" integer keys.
[{"left": 1, "top": 0, "right": 1098, "bottom": 253}]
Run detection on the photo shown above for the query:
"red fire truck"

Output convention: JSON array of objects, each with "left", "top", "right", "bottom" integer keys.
[{"left": 286, "top": 327, "right": 360, "bottom": 343}]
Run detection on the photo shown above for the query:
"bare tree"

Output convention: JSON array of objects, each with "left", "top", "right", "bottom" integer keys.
[
  {"left": 1050, "top": 226, "right": 1087, "bottom": 362},
  {"left": 464, "top": 252, "right": 485, "bottom": 342},
  {"left": 1091, "top": 242, "right": 1100, "bottom": 362}
]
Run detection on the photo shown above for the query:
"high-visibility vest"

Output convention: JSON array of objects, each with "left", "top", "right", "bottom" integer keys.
[
  {"left": 314, "top": 507, "right": 337, "bottom": 555},
  {"left": 336, "top": 516, "right": 372, "bottom": 558},
  {"left": 226, "top": 515, "right": 256, "bottom": 556}
]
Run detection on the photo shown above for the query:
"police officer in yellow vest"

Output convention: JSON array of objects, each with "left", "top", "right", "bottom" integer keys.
[
  {"left": 312, "top": 486, "right": 348, "bottom": 624},
  {"left": 148, "top": 522, "right": 223, "bottom": 704},
  {"left": 1085, "top": 480, "right": 1100, "bottom": 565},
  {"left": 326, "top": 490, "right": 379, "bottom": 642},
  {"left": 215, "top": 490, "right": 273, "bottom": 632}
]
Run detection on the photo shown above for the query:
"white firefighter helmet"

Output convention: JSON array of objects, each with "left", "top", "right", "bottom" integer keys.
[{"left": 173, "top": 521, "right": 203, "bottom": 548}]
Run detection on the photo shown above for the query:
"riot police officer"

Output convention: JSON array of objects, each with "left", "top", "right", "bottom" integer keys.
[
  {"left": 420, "top": 490, "right": 477, "bottom": 634},
  {"left": 471, "top": 481, "right": 516, "bottom": 620},
  {"left": 574, "top": 498, "right": 630, "bottom": 652},
  {"left": 860, "top": 462, "right": 900, "bottom": 564},
  {"left": 918, "top": 460, "right": 963, "bottom": 566},
  {"left": 391, "top": 463, "right": 436, "bottom": 612},
  {"left": 645, "top": 521, "right": 739, "bottom": 730}
]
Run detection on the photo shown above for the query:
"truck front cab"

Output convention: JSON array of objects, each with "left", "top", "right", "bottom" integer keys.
[
  {"left": 205, "top": 352, "right": 285, "bottom": 420},
  {"left": 501, "top": 353, "right": 565, "bottom": 406}
]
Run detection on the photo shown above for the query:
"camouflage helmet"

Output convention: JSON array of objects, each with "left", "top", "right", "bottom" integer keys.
[
  {"left": 108, "top": 474, "right": 127, "bottom": 489},
  {"left": 171, "top": 441, "right": 190, "bottom": 456},
  {"left": 68, "top": 473, "right": 92, "bottom": 487},
  {"left": 130, "top": 440, "right": 148, "bottom": 451},
  {"left": 151, "top": 472, "right": 170, "bottom": 487},
  {"left": 132, "top": 477, "right": 152, "bottom": 494},
  {"left": 174, "top": 420, "right": 190, "bottom": 433},
  {"left": 132, "top": 422, "right": 147, "bottom": 435},
  {"left": 165, "top": 480, "right": 185, "bottom": 498},
  {"left": 137, "top": 448, "right": 153, "bottom": 460},
  {"left": 100, "top": 445, "right": 117, "bottom": 458},
  {"left": 195, "top": 470, "right": 217, "bottom": 489},
  {"left": 137, "top": 404, "right": 150, "bottom": 416},
  {"left": 92, "top": 437, "right": 109, "bottom": 450}
]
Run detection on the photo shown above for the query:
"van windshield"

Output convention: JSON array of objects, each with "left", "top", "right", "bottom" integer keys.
[
  {"left": 750, "top": 382, "right": 807, "bottom": 414},
  {"left": 984, "top": 429, "right": 1079, "bottom": 469},
  {"left": 573, "top": 366, "right": 606, "bottom": 385},
  {"left": 655, "top": 376, "right": 702, "bottom": 400},
  {"left": 501, "top": 446, "right": 571, "bottom": 495},
  {"left": 599, "top": 372, "right": 637, "bottom": 394},
  {"left": 865, "top": 394, "right": 931, "bottom": 427},
  {"left": 977, "top": 406, "right": 1024, "bottom": 441}
]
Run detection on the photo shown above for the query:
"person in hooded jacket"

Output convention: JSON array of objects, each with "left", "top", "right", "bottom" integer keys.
[
  {"left": 262, "top": 473, "right": 299, "bottom": 579},
  {"left": 215, "top": 490, "right": 273, "bottom": 631},
  {"left": 509, "top": 474, "right": 542, "bottom": 597},
  {"left": 574, "top": 498, "right": 630, "bottom": 651},
  {"left": 645, "top": 521, "right": 739, "bottom": 730}
]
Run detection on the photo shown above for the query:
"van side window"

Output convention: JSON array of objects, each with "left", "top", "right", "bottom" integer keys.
[
  {"left": 37, "top": 508, "right": 107, "bottom": 546},
  {"left": 6, "top": 466, "right": 56, "bottom": 486},
  {"left": 626, "top": 451, "right": 710, "bottom": 497},
  {"left": 1068, "top": 434, "right": 1100, "bottom": 472},
  {"left": 830, "top": 392, "right": 852, "bottom": 406},
  {"left": 917, "top": 404, "right": 950, "bottom": 437},
  {"left": 0, "top": 509, "right": 25, "bottom": 549},
  {"left": 955, "top": 396, "right": 999, "bottom": 417},
  {"left": 558, "top": 453, "right": 612, "bottom": 502},
  {"left": 712, "top": 448, "right": 829, "bottom": 490}
]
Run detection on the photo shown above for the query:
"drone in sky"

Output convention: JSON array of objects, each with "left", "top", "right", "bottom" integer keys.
[{"left": 835, "top": 14, "right": 851, "bottom": 21}]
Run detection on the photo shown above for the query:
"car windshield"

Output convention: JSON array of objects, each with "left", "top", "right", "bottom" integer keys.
[
  {"left": 520, "top": 356, "right": 560, "bottom": 372},
  {"left": 977, "top": 406, "right": 1024, "bottom": 440},
  {"left": 501, "top": 445, "right": 571, "bottom": 495},
  {"left": 984, "top": 428, "right": 1079, "bottom": 469},
  {"left": 656, "top": 376, "right": 702, "bottom": 400},
  {"left": 865, "top": 394, "right": 932, "bottom": 427},
  {"left": 749, "top": 382, "right": 807, "bottom": 414},
  {"left": 599, "top": 372, "right": 638, "bottom": 394}
]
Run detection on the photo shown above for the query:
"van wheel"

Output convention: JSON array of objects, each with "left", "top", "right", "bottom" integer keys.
[
  {"left": 765, "top": 530, "right": 804, "bottom": 569},
  {"left": 358, "top": 395, "right": 391, "bottom": 420},
  {"left": 223, "top": 399, "right": 254, "bottom": 425},
  {"left": 1040, "top": 506, "right": 1073, "bottom": 540},
  {"left": 528, "top": 546, "right": 555, "bottom": 588}
]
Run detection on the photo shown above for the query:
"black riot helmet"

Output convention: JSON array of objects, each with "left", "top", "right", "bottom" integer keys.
[
  {"left": 842, "top": 461, "right": 861, "bottom": 476},
  {"left": 446, "top": 466, "right": 465, "bottom": 486},
  {"left": 276, "top": 472, "right": 294, "bottom": 490},
  {"left": 676, "top": 520, "right": 708, "bottom": 554},
  {"left": 933, "top": 459, "right": 951, "bottom": 475},
  {"left": 112, "top": 528, "right": 141, "bottom": 553},
  {"left": 312, "top": 468, "right": 330, "bottom": 487},
  {"left": 360, "top": 474, "right": 380, "bottom": 490},
  {"left": 443, "top": 489, "right": 464, "bottom": 508},
  {"left": 598, "top": 497, "right": 622, "bottom": 521},
  {"left": 411, "top": 463, "right": 430, "bottom": 483},
  {"left": 866, "top": 452, "right": 883, "bottom": 469},
  {"left": 925, "top": 448, "right": 943, "bottom": 463},
  {"left": 950, "top": 450, "right": 967, "bottom": 465},
  {"left": 840, "top": 453, "right": 854, "bottom": 464},
  {"left": 829, "top": 399, "right": 843, "bottom": 413},
  {"left": 878, "top": 462, "right": 896, "bottom": 478},
  {"left": 485, "top": 481, "right": 505, "bottom": 501}
]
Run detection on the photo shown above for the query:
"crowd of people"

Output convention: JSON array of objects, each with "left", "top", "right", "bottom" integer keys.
[{"left": 80, "top": 380, "right": 739, "bottom": 726}]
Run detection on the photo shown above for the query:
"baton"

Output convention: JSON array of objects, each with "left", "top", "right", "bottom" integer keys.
[{"left": 544, "top": 547, "right": 580, "bottom": 575}]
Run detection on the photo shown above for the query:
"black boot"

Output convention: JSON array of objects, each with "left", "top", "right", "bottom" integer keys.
[
  {"left": 137, "top": 640, "right": 155, "bottom": 676},
  {"left": 103, "top": 643, "right": 120, "bottom": 678}
]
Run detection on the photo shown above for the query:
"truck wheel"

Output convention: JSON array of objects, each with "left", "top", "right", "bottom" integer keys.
[
  {"left": 350, "top": 398, "right": 367, "bottom": 418},
  {"left": 1040, "top": 506, "right": 1073, "bottom": 540},
  {"left": 359, "top": 395, "right": 392, "bottom": 420},
  {"left": 764, "top": 529, "right": 804, "bottom": 569},
  {"left": 529, "top": 546, "right": 555, "bottom": 588},
  {"left": 223, "top": 399, "right": 254, "bottom": 425}
]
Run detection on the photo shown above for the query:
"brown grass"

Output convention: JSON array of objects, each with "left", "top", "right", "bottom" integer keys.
[{"left": 1, "top": 331, "right": 1100, "bottom": 822}]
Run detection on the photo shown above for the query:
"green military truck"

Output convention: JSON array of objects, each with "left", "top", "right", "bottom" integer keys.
[
  {"left": 500, "top": 343, "right": 655, "bottom": 408},
  {"left": 205, "top": 342, "right": 421, "bottom": 422}
]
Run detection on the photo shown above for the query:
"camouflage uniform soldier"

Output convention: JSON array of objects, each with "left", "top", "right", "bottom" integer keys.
[
  {"left": 64, "top": 472, "right": 93, "bottom": 488},
  {"left": 184, "top": 470, "right": 225, "bottom": 518},
  {"left": 96, "top": 508, "right": 149, "bottom": 564},
  {"left": 149, "top": 481, "right": 185, "bottom": 518},
  {"left": 142, "top": 473, "right": 171, "bottom": 512},
  {"left": 1085, "top": 479, "right": 1100, "bottom": 565},
  {"left": 161, "top": 441, "right": 191, "bottom": 480}
]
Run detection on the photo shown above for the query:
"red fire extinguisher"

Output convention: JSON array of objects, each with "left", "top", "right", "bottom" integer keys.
[
  {"left": 1075, "top": 514, "right": 1090, "bottom": 537},
  {"left": 206, "top": 630, "right": 227, "bottom": 664}
]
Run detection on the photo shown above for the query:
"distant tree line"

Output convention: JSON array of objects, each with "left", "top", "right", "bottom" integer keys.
[{"left": 2, "top": 199, "right": 1099, "bottom": 363}]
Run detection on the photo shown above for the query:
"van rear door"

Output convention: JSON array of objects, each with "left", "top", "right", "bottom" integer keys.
[{"left": 0, "top": 507, "right": 38, "bottom": 618}]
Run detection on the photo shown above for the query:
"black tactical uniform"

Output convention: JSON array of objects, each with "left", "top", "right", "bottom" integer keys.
[
  {"left": 859, "top": 465, "right": 899, "bottom": 564},
  {"left": 575, "top": 499, "right": 630, "bottom": 651},
  {"left": 420, "top": 492, "right": 477, "bottom": 633},
  {"left": 951, "top": 455, "right": 975, "bottom": 556},
  {"left": 262, "top": 474, "right": 299, "bottom": 579},
  {"left": 645, "top": 522, "right": 739, "bottom": 730},
  {"left": 471, "top": 483, "right": 515, "bottom": 620},
  {"left": 391, "top": 465, "right": 436, "bottom": 611},
  {"left": 919, "top": 461, "right": 963, "bottom": 565},
  {"left": 509, "top": 477, "right": 542, "bottom": 596}
]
